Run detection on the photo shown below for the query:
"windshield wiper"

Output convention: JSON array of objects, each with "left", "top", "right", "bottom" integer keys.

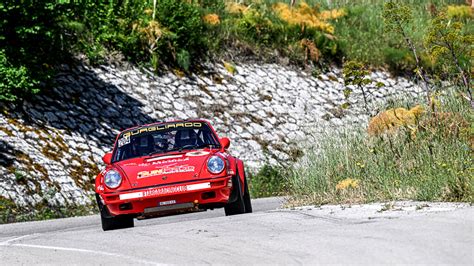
[
  {"left": 147, "top": 150, "right": 167, "bottom": 157},
  {"left": 148, "top": 144, "right": 220, "bottom": 157}
]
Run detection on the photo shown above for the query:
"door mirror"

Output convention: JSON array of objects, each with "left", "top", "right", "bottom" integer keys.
[
  {"left": 220, "top": 137, "right": 230, "bottom": 151},
  {"left": 102, "top": 153, "right": 112, "bottom": 165}
]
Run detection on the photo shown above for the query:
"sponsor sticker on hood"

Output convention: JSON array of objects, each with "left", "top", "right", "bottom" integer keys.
[
  {"left": 137, "top": 165, "right": 195, "bottom": 179},
  {"left": 186, "top": 151, "right": 210, "bottom": 157}
]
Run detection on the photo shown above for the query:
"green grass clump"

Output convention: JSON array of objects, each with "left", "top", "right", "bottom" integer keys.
[
  {"left": 249, "top": 165, "right": 289, "bottom": 198},
  {"left": 287, "top": 90, "right": 473, "bottom": 206}
]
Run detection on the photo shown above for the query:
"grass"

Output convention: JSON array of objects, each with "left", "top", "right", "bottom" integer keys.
[
  {"left": 248, "top": 165, "right": 290, "bottom": 198},
  {"left": 0, "top": 196, "right": 97, "bottom": 224},
  {"left": 285, "top": 89, "right": 473, "bottom": 206}
]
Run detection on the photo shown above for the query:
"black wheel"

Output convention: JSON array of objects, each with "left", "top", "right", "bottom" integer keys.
[
  {"left": 101, "top": 212, "right": 134, "bottom": 231},
  {"left": 225, "top": 173, "right": 246, "bottom": 216},
  {"left": 243, "top": 175, "right": 252, "bottom": 213},
  {"left": 96, "top": 194, "right": 134, "bottom": 231}
]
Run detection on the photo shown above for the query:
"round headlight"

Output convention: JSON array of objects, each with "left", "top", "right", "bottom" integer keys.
[
  {"left": 104, "top": 169, "right": 122, "bottom": 189},
  {"left": 207, "top": 156, "right": 225, "bottom": 174}
]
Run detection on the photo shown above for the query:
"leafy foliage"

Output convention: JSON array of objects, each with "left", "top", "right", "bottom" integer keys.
[
  {"left": 152, "top": 0, "right": 205, "bottom": 70},
  {"left": 425, "top": 11, "right": 472, "bottom": 92},
  {"left": 0, "top": 1, "right": 67, "bottom": 101},
  {"left": 1, "top": 0, "right": 471, "bottom": 103},
  {"left": 249, "top": 165, "right": 288, "bottom": 198},
  {"left": 342, "top": 60, "right": 382, "bottom": 112},
  {"left": 382, "top": 2, "right": 413, "bottom": 35},
  {"left": 0, "top": 51, "right": 40, "bottom": 101}
]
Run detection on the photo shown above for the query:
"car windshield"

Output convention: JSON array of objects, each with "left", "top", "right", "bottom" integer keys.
[{"left": 112, "top": 122, "right": 220, "bottom": 162}]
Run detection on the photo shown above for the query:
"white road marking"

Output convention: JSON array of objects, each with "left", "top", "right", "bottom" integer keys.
[
  {"left": 2, "top": 242, "right": 163, "bottom": 265},
  {"left": 0, "top": 234, "right": 35, "bottom": 245}
]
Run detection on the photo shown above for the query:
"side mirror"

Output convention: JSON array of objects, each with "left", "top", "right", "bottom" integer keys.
[
  {"left": 102, "top": 153, "right": 112, "bottom": 165},
  {"left": 220, "top": 137, "right": 230, "bottom": 151}
]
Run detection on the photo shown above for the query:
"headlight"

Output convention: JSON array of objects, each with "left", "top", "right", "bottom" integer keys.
[
  {"left": 207, "top": 156, "right": 225, "bottom": 174},
  {"left": 104, "top": 169, "right": 122, "bottom": 189}
]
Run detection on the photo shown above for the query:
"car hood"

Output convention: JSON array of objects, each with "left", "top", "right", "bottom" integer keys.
[{"left": 115, "top": 150, "right": 216, "bottom": 189}]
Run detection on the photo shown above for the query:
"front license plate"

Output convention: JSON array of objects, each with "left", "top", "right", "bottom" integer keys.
[{"left": 159, "top": 200, "right": 176, "bottom": 206}]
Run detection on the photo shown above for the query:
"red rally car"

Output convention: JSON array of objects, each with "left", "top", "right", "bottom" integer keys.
[{"left": 95, "top": 120, "right": 252, "bottom": 231}]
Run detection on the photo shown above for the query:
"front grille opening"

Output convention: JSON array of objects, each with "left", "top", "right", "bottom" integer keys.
[
  {"left": 201, "top": 191, "right": 216, "bottom": 200},
  {"left": 119, "top": 202, "right": 133, "bottom": 210}
]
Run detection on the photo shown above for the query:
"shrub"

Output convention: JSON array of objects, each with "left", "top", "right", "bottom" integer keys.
[
  {"left": 153, "top": 0, "right": 205, "bottom": 69},
  {"left": 0, "top": 51, "right": 40, "bottom": 101},
  {"left": 249, "top": 165, "right": 288, "bottom": 198},
  {"left": 0, "top": 1, "right": 66, "bottom": 101},
  {"left": 447, "top": 5, "right": 473, "bottom": 20},
  {"left": 367, "top": 105, "right": 425, "bottom": 136},
  {"left": 273, "top": 2, "right": 345, "bottom": 34},
  {"left": 203, "top": 14, "right": 221, "bottom": 25},
  {"left": 236, "top": 8, "right": 276, "bottom": 45}
]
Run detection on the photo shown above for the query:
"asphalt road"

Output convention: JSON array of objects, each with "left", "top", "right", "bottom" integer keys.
[{"left": 0, "top": 198, "right": 472, "bottom": 265}]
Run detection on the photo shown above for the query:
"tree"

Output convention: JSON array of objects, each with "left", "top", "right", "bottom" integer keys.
[
  {"left": 383, "top": 2, "right": 431, "bottom": 102},
  {"left": 425, "top": 12, "right": 473, "bottom": 108},
  {"left": 342, "top": 60, "right": 383, "bottom": 114}
]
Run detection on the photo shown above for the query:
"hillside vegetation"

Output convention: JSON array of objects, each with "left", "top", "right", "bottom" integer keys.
[
  {"left": 0, "top": 1, "right": 472, "bottom": 221},
  {"left": 1, "top": 0, "right": 472, "bottom": 101}
]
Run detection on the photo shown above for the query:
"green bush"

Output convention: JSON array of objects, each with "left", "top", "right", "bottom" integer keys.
[
  {"left": 236, "top": 8, "right": 277, "bottom": 46},
  {"left": 249, "top": 165, "right": 289, "bottom": 198},
  {"left": 0, "top": 1, "right": 66, "bottom": 100},
  {"left": 153, "top": 0, "right": 205, "bottom": 69},
  {"left": 0, "top": 51, "right": 40, "bottom": 101}
]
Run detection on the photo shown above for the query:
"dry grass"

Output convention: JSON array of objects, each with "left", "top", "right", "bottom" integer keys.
[{"left": 286, "top": 90, "right": 473, "bottom": 206}]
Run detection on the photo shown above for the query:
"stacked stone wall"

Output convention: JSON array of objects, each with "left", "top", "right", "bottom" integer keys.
[{"left": 0, "top": 63, "right": 422, "bottom": 208}]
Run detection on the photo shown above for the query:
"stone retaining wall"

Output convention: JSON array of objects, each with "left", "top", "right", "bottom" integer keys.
[{"left": 0, "top": 62, "right": 422, "bottom": 209}]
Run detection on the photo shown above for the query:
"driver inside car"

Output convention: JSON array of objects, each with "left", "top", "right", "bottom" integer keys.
[{"left": 174, "top": 129, "right": 199, "bottom": 149}]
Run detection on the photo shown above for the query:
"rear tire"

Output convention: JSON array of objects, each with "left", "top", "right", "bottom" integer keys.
[
  {"left": 96, "top": 193, "right": 134, "bottom": 231},
  {"left": 225, "top": 173, "right": 246, "bottom": 216}
]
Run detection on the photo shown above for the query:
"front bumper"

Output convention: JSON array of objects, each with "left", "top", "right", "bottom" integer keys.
[{"left": 99, "top": 176, "right": 232, "bottom": 216}]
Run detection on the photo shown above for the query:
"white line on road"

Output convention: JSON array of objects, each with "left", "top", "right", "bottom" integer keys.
[
  {"left": 1, "top": 238, "right": 163, "bottom": 265},
  {"left": 0, "top": 234, "right": 36, "bottom": 245}
]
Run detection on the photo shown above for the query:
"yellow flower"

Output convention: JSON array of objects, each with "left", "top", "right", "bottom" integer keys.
[
  {"left": 226, "top": 2, "right": 248, "bottom": 14},
  {"left": 336, "top": 178, "right": 360, "bottom": 191},
  {"left": 272, "top": 2, "right": 345, "bottom": 34},
  {"left": 203, "top": 13, "right": 220, "bottom": 25}
]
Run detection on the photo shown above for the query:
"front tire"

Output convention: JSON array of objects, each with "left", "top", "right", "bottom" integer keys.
[
  {"left": 96, "top": 193, "right": 134, "bottom": 231},
  {"left": 225, "top": 173, "right": 246, "bottom": 216},
  {"left": 101, "top": 212, "right": 134, "bottom": 231}
]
